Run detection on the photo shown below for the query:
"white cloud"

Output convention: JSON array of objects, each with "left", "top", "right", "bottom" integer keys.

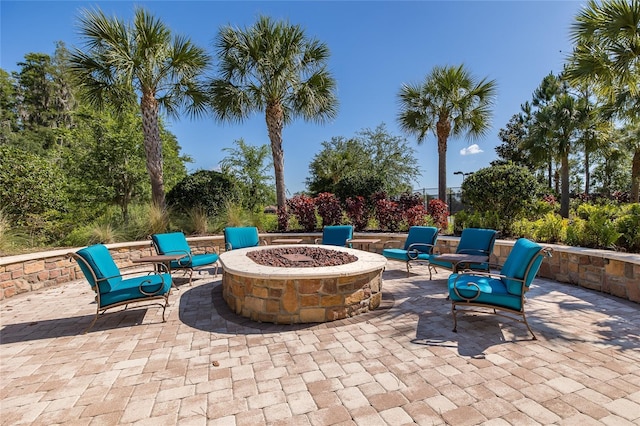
[{"left": 459, "top": 144, "right": 483, "bottom": 156}]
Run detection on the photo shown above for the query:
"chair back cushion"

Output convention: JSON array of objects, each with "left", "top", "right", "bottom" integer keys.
[
  {"left": 404, "top": 226, "right": 438, "bottom": 253},
  {"left": 456, "top": 228, "right": 497, "bottom": 256},
  {"left": 501, "top": 238, "right": 544, "bottom": 295},
  {"left": 224, "top": 227, "right": 260, "bottom": 250},
  {"left": 75, "top": 244, "right": 122, "bottom": 294},
  {"left": 151, "top": 232, "right": 192, "bottom": 255},
  {"left": 322, "top": 225, "right": 353, "bottom": 246}
]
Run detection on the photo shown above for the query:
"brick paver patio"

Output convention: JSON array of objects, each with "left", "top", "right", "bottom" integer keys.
[{"left": 1, "top": 262, "right": 639, "bottom": 425}]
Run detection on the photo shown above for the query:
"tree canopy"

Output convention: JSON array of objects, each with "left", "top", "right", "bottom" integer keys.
[{"left": 306, "top": 123, "right": 420, "bottom": 197}]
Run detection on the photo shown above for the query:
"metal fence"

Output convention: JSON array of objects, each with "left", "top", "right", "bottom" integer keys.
[{"left": 414, "top": 187, "right": 466, "bottom": 214}]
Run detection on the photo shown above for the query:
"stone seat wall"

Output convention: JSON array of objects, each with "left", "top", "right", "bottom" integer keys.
[{"left": 1, "top": 233, "right": 639, "bottom": 303}]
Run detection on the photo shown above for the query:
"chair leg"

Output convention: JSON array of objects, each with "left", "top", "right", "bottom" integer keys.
[
  {"left": 83, "top": 311, "right": 100, "bottom": 334},
  {"left": 522, "top": 313, "right": 537, "bottom": 340},
  {"left": 161, "top": 297, "right": 168, "bottom": 322},
  {"left": 451, "top": 303, "right": 458, "bottom": 332}
]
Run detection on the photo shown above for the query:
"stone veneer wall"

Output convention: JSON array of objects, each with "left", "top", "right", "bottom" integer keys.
[
  {"left": 1, "top": 233, "right": 639, "bottom": 303},
  {"left": 222, "top": 268, "right": 383, "bottom": 324}
]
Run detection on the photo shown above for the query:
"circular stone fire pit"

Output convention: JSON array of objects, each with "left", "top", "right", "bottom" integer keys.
[{"left": 219, "top": 244, "right": 387, "bottom": 324}]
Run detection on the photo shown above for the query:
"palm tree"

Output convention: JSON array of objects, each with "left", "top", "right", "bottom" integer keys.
[
  {"left": 540, "top": 94, "right": 588, "bottom": 217},
  {"left": 566, "top": 0, "right": 640, "bottom": 202},
  {"left": 209, "top": 16, "right": 338, "bottom": 224},
  {"left": 397, "top": 64, "right": 497, "bottom": 202},
  {"left": 69, "top": 7, "right": 210, "bottom": 210}
]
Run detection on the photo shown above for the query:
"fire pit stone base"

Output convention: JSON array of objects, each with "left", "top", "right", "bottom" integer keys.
[{"left": 219, "top": 245, "right": 387, "bottom": 324}]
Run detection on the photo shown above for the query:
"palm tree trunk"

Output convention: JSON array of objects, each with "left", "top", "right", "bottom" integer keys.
[
  {"left": 560, "top": 153, "right": 570, "bottom": 218},
  {"left": 631, "top": 147, "right": 640, "bottom": 203},
  {"left": 266, "top": 102, "right": 286, "bottom": 213},
  {"left": 436, "top": 118, "right": 450, "bottom": 202},
  {"left": 584, "top": 149, "right": 590, "bottom": 195},
  {"left": 140, "top": 92, "right": 165, "bottom": 210}
]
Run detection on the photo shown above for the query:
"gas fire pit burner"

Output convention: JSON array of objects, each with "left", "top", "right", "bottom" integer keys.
[
  {"left": 247, "top": 246, "right": 358, "bottom": 268},
  {"left": 279, "top": 253, "right": 313, "bottom": 262}
]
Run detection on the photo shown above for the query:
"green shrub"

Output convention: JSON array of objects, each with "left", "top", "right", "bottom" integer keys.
[
  {"left": 88, "top": 222, "right": 123, "bottom": 244},
  {"left": 461, "top": 163, "right": 540, "bottom": 234},
  {"left": 616, "top": 204, "right": 640, "bottom": 252},
  {"left": 511, "top": 218, "right": 537, "bottom": 239},
  {"left": 453, "top": 210, "right": 501, "bottom": 235},
  {"left": 535, "top": 213, "right": 567, "bottom": 243},
  {"left": 0, "top": 209, "right": 29, "bottom": 255},
  {"left": 566, "top": 211, "right": 620, "bottom": 249},
  {"left": 166, "top": 170, "right": 238, "bottom": 217}
]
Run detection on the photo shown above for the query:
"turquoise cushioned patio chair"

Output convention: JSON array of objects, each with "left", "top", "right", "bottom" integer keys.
[
  {"left": 223, "top": 227, "right": 266, "bottom": 250},
  {"left": 448, "top": 238, "right": 553, "bottom": 340},
  {"left": 430, "top": 227, "right": 497, "bottom": 273},
  {"left": 69, "top": 244, "right": 173, "bottom": 333},
  {"left": 314, "top": 225, "right": 353, "bottom": 247},
  {"left": 151, "top": 232, "right": 219, "bottom": 284},
  {"left": 382, "top": 226, "right": 439, "bottom": 278}
]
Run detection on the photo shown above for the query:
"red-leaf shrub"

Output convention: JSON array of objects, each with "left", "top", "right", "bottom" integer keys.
[
  {"left": 277, "top": 206, "right": 289, "bottom": 231},
  {"left": 399, "top": 192, "right": 423, "bottom": 211},
  {"left": 345, "top": 196, "right": 369, "bottom": 231},
  {"left": 375, "top": 199, "right": 403, "bottom": 232},
  {"left": 406, "top": 204, "right": 429, "bottom": 227},
  {"left": 370, "top": 191, "right": 388, "bottom": 207},
  {"left": 427, "top": 199, "right": 449, "bottom": 230},
  {"left": 288, "top": 194, "right": 317, "bottom": 231},
  {"left": 315, "top": 192, "right": 343, "bottom": 226}
]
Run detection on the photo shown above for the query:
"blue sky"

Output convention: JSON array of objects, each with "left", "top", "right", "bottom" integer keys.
[{"left": 1, "top": 0, "right": 582, "bottom": 195}]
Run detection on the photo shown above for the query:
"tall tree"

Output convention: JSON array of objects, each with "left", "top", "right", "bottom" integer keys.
[
  {"left": 566, "top": 0, "right": 640, "bottom": 201},
  {"left": 306, "top": 123, "right": 420, "bottom": 196},
  {"left": 539, "top": 93, "right": 588, "bottom": 217},
  {"left": 220, "top": 139, "right": 275, "bottom": 212},
  {"left": 0, "top": 69, "right": 19, "bottom": 143},
  {"left": 69, "top": 7, "right": 210, "bottom": 210},
  {"left": 397, "top": 64, "right": 497, "bottom": 202},
  {"left": 209, "top": 15, "right": 338, "bottom": 227},
  {"left": 494, "top": 109, "right": 534, "bottom": 168},
  {"left": 13, "top": 53, "right": 54, "bottom": 130}
]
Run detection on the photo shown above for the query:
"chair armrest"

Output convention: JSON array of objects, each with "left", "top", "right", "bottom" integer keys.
[
  {"left": 138, "top": 271, "right": 171, "bottom": 296},
  {"left": 406, "top": 243, "right": 435, "bottom": 259},
  {"left": 383, "top": 240, "right": 402, "bottom": 248},
  {"left": 457, "top": 248, "right": 490, "bottom": 256},
  {"left": 454, "top": 269, "right": 507, "bottom": 280},
  {"left": 407, "top": 243, "right": 434, "bottom": 252},
  {"left": 120, "top": 262, "right": 170, "bottom": 276}
]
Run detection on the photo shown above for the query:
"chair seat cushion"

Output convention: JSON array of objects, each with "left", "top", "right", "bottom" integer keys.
[
  {"left": 321, "top": 225, "right": 353, "bottom": 246},
  {"left": 99, "top": 273, "right": 172, "bottom": 308},
  {"left": 152, "top": 232, "right": 191, "bottom": 254},
  {"left": 448, "top": 274, "right": 523, "bottom": 311},
  {"left": 76, "top": 244, "right": 123, "bottom": 293},
  {"left": 224, "top": 227, "right": 260, "bottom": 250},
  {"left": 382, "top": 248, "right": 432, "bottom": 262},
  {"left": 170, "top": 253, "right": 219, "bottom": 269},
  {"left": 501, "top": 238, "right": 544, "bottom": 294}
]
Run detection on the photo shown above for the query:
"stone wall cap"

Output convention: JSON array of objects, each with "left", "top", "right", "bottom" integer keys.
[{"left": 219, "top": 244, "right": 387, "bottom": 279}]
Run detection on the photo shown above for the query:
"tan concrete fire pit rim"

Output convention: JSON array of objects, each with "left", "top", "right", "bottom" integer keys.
[{"left": 219, "top": 244, "right": 387, "bottom": 279}]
